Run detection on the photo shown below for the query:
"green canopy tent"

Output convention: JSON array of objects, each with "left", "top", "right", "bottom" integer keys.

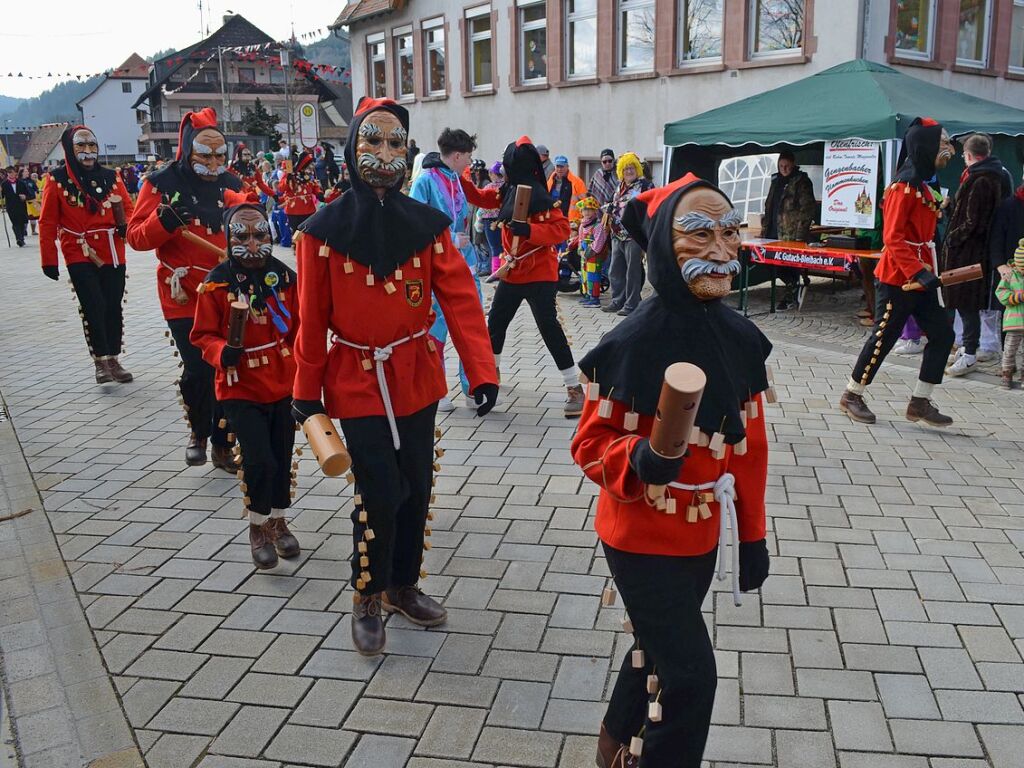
[{"left": 663, "top": 59, "right": 1024, "bottom": 191}]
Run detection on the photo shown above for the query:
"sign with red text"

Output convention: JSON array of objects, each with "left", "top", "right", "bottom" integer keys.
[{"left": 822, "top": 139, "right": 879, "bottom": 229}]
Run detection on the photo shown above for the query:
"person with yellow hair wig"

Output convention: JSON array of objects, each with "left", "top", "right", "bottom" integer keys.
[{"left": 605, "top": 152, "right": 653, "bottom": 315}]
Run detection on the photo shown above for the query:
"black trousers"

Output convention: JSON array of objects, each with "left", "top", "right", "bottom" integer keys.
[
  {"left": 287, "top": 214, "right": 311, "bottom": 234},
  {"left": 167, "top": 317, "right": 229, "bottom": 446},
  {"left": 852, "top": 281, "right": 955, "bottom": 387},
  {"left": 488, "top": 280, "right": 574, "bottom": 370},
  {"left": 339, "top": 403, "right": 437, "bottom": 594},
  {"left": 8, "top": 211, "right": 27, "bottom": 245},
  {"left": 221, "top": 398, "right": 294, "bottom": 515},
  {"left": 67, "top": 263, "right": 126, "bottom": 358},
  {"left": 603, "top": 544, "right": 719, "bottom": 768},
  {"left": 948, "top": 308, "right": 981, "bottom": 355}
]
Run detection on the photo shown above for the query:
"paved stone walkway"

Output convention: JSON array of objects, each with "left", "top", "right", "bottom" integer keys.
[{"left": 0, "top": 237, "right": 1022, "bottom": 768}]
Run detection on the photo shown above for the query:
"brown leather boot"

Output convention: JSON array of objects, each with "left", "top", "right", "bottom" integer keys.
[
  {"left": 383, "top": 585, "right": 447, "bottom": 627},
  {"left": 94, "top": 358, "right": 114, "bottom": 384},
  {"left": 266, "top": 516, "right": 300, "bottom": 558},
  {"left": 104, "top": 356, "right": 133, "bottom": 383},
  {"left": 839, "top": 390, "right": 876, "bottom": 424},
  {"left": 249, "top": 523, "right": 278, "bottom": 569},
  {"left": 906, "top": 396, "right": 953, "bottom": 427},
  {"left": 564, "top": 384, "right": 585, "bottom": 419},
  {"left": 185, "top": 435, "right": 207, "bottom": 466},
  {"left": 352, "top": 592, "right": 385, "bottom": 656},
  {"left": 210, "top": 443, "right": 236, "bottom": 474},
  {"left": 596, "top": 722, "right": 638, "bottom": 768},
  {"left": 1002, "top": 369, "right": 1014, "bottom": 389}
]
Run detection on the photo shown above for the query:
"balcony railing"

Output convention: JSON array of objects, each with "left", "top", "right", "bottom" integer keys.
[{"left": 160, "top": 80, "right": 320, "bottom": 95}]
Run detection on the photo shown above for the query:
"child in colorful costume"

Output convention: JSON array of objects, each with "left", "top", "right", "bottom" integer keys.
[
  {"left": 996, "top": 239, "right": 1024, "bottom": 388},
  {"left": 570, "top": 194, "right": 609, "bottom": 307}
]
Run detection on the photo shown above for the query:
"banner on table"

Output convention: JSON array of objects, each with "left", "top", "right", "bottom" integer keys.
[
  {"left": 821, "top": 139, "right": 879, "bottom": 229},
  {"left": 748, "top": 244, "right": 854, "bottom": 273}
]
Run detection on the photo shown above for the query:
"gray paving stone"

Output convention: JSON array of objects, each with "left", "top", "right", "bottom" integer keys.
[
  {"left": 890, "top": 719, "right": 984, "bottom": 757},
  {"left": 344, "top": 698, "right": 434, "bottom": 736},
  {"left": 264, "top": 724, "right": 357, "bottom": 766},
  {"left": 875, "top": 674, "right": 940, "bottom": 719},
  {"left": 145, "top": 733, "right": 210, "bottom": 768},
  {"left": 827, "top": 701, "right": 892, "bottom": 752},
  {"left": 227, "top": 673, "right": 313, "bottom": 708},
  {"left": 776, "top": 729, "right": 836, "bottom": 768},
  {"left": 148, "top": 697, "right": 240, "bottom": 735},
  {"left": 473, "top": 726, "right": 562, "bottom": 767},
  {"left": 345, "top": 734, "right": 416, "bottom": 768},
  {"left": 291, "top": 679, "right": 364, "bottom": 728},
  {"left": 416, "top": 705, "right": 488, "bottom": 758},
  {"left": 487, "top": 680, "right": 551, "bottom": 729},
  {"left": 209, "top": 705, "right": 289, "bottom": 757}
]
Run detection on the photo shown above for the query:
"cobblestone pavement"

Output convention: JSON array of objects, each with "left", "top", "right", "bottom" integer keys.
[{"left": 0, "top": 237, "right": 1022, "bottom": 768}]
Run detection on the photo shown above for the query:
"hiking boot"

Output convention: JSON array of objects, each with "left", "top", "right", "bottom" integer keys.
[
  {"left": 266, "top": 516, "right": 300, "bottom": 558},
  {"left": 94, "top": 358, "right": 114, "bottom": 384},
  {"left": 596, "top": 722, "right": 639, "bottom": 768},
  {"left": 185, "top": 435, "right": 207, "bottom": 466},
  {"left": 352, "top": 592, "right": 385, "bottom": 656},
  {"left": 564, "top": 385, "right": 585, "bottom": 419},
  {"left": 1002, "top": 369, "right": 1014, "bottom": 390},
  {"left": 210, "top": 443, "right": 236, "bottom": 474},
  {"left": 839, "top": 391, "right": 876, "bottom": 424},
  {"left": 383, "top": 585, "right": 447, "bottom": 627},
  {"left": 249, "top": 523, "right": 278, "bottom": 569},
  {"left": 104, "top": 356, "right": 133, "bottom": 383},
  {"left": 906, "top": 396, "right": 953, "bottom": 427}
]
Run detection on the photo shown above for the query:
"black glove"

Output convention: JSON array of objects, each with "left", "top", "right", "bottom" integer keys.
[
  {"left": 221, "top": 345, "right": 242, "bottom": 369},
  {"left": 115, "top": 224, "right": 127, "bottom": 239},
  {"left": 739, "top": 539, "right": 770, "bottom": 592},
  {"left": 508, "top": 220, "right": 531, "bottom": 239},
  {"left": 472, "top": 383, "right": 499, "bottom": 417},
  {"left": 158, "top": 203, "right": 192, "bottom": 233},
  {"left": 629, "top": 438, "right": 685, "bottom": 485},
  {"left": 42, "top": 265, "right": 59, "bottom": 281},
  {"left": 291, "top": 399, "right": 326, "bottom": 425},
  {"left": 913, "top": 268, "right": 941, "bottom": 291}
]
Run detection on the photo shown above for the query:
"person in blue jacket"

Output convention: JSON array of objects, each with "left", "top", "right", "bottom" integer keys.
[{"left": 409, "top": 128, "right": 487, "bottom": 411}]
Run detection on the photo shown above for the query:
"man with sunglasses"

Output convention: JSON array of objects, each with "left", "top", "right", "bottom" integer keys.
[{"left": 589, "top": 148, "right": 618, "bottom": 207}]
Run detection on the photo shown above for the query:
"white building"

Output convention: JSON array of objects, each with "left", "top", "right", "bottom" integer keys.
[{"left": 76, "top": 54, "right": 151, "bottom": 164}]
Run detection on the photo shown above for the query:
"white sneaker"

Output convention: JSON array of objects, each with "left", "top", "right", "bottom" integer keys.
[
  {"left": 892, "top": 338, "right": 923, "bottom": 355},
  {"left": 976, "top": 349, "right": 1000, "bottom": 363},
  {"left": 438, "top": 397, "right": 456, "bottom": 412},
  {"left": 946, "top": 349, "right": 977, "bottom": 377}
]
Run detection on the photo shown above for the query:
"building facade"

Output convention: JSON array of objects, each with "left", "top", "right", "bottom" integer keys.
[
  {"left": 335, "top": 0, "right": 1024, "bottom": 182},
  {"left": 76, "top": 54, "right": 151, "bottom": 164}
]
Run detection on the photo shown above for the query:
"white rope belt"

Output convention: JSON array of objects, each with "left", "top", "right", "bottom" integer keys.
[
  {"left": 903, "top": 240, "right": 941, "bottom": 306},
  {"left": 60, "top": 226, "right": 119, "bottom": 267},
  {"left": 159, "top": 261, "right": 209, "bottom": 302},
  {"left": 244, "top": 339, "right": 279, "bottom": 353},
  {"left": 668, "top": 472, "right": 741, "bottom": 606},
  {"left": 331, "top": 329, "right": 428, "bottom": 450}
]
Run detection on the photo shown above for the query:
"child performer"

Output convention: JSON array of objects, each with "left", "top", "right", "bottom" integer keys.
[
  {"left": 191, "top": 204, "right": 302, "bottom": 569},
  {"left": 570, "top": 194, "right": 610, "bottom": 308},
  {"left": 996, "top": 239, "right": 1024, "bottom": 389}
]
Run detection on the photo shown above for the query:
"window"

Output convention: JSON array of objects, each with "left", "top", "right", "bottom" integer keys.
[
  {"left": 679, "top": 0, "right": 723, "bottom": 63},
  {"left": 894, "top": 0, "right": 935, "bottom": 59},
  {"left": 957, "top": 0, "right": 992, "bottom": 67},
  {"left": 394, "top": 28, "right": 415, "bottom": 99},
  {"left": 467, "top": 6, "right": 493, "bottom": 90},
  {"left": 566, "top": 0, "right": 598, "bottom": 78},
  {"left": 519, "top": 2, "right": 548, "bottom": 83},
  {"left": 423, "top": 18, "right": 446, "bottom": 95},
  {"left": 270, "top": 66, "right": 287, "bottom": 85},
  {"left": 368, "top": 34, "right": 387, "bottom": 98},
  {"left": 136, "top": 109, "right": 147, "bottom": 124},
  {"left": 617, "top": 0, "right": 656, "bottom": 72},
  {"left": 200, "top": 67, "right": 219, "bottom": 84},
  {"left": 1011, "top": 0, "right": 1024, "bottom": 71},
  {"left": 237, "top": 67, "right": 256, "bottom": 84},
  {"left": 749, "top": 0, "right": 803, "bottom": 57},
  {"left": 718, "top": 155, "right": 777, "bottom": 220},
  {"left": 121, "top": 81, "right": 133, "bottom": 93}
]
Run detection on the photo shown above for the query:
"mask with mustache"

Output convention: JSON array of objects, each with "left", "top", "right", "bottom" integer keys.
[
  {"left": 672, "top": 188, "right": 743, "bottom": 301},
  {"left": 355, "top": 111, "right": 409, "bottom": 189}
]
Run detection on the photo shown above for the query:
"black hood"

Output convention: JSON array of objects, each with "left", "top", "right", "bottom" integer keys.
[
  {"left": 50, "top": 124, "right": 117, "bottom": 215},
  {"left": 896, "top": 117, "right": 943, "bottom": 191},
  {"left": 300, "top": 98, "right": 451, "bottom": 278},
  {"left": 579, "top": 174, "right": 771, "bottom": 443},
  {"left": 496, "top": 137, "right": 555, "bottom": 222},
  {"left": 420, "top": 151, "right": 444, "bottom": 170}
]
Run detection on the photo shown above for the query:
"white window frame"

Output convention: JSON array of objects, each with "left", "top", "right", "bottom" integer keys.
[
  {"left": 748, "top": 0, "right": 804, "bottom": 59},
  {"left": 367, "top": 32, "right": 387, "bottom": 98},
  {"left": 956, "top": 0, "right": 993, "bottom": 68},
  {"left": 565, "top": 0, "right": 599, "bottom": 79},
  {"left": 518, "top": 0, "right": 548, "bottom": 84},
  {"left": 616, "top": 0, "right": 657, "bottom": 73},
  {"left": 1010, "top": 0, "right": 1024, "bottom": 73},
  {"left": 677, "top": 0, "right": 724, "bottom": 65},
  {"left": 893, "top": 0, "right": 936, "bottom": 61},
  {"left": 423, "top": 17, "right": 446, "bottom": 96},
  {"left": 393, "top": 26, "right": 415, "bottom": 100},
  {"left": 466, "top": 5, "right": 494, "bottom": 91}
]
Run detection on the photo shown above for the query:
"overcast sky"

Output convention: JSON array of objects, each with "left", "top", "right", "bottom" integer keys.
[{"left": 1, "top": 0, "right": 339, "bottom": 99}]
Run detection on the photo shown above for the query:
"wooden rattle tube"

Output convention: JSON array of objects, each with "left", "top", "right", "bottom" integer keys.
[
  {"left": 226, "top": 301, "right": 249, "bottom": 348},
  {"left": 646, "top": 362, "right": 707, "bottom": 506},
  {"left": 108, "top": 195, "right": 127, "bottom": 227},
  {"left": 180, "top": 228, "right": 230, "bottom": 261},
  {"left": 302, "top": 414, "right": 352, "bottom": 477},
  {"left": 508, "top": 184, "right": 532, "bottom": 257},
  {"left": 903, "top": 263, "right": 982, "bottom": 291}
]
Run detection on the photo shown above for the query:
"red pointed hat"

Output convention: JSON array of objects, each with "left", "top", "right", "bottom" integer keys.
[
  {"left": 353, "top": 96, "right": 409, "bottom": 131},
  {"left": 175, "top": 107, "right": 220, "bottom": 160},
  {"left": 622, "top": 172, "right": 721, "bottom": 251}
]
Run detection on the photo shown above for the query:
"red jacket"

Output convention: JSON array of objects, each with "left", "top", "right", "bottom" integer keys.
[
  {"left": 460, "top": 177, "right": 569, "bottom": 284},
  {"left": 232, "top": 170, "right": 276, "bottom": 202},
  {"left": 39, "top": 175, "right": 135, "bottom": 268},
  {"left": 278, "top": 177, "right": 322, "bottom": 217},
  {"left": 293, "top": 229, "right": 497, "bottom": 419},
  {"left": 126, "top": 179, "right": 249, "bottom": 320},
  {"left": 190, "top": 271, "right": 299, "bottom": 403},
  {"left": 570, "top": 394, "right": 768, "bottom": 557},
  {"left": 874, "top": 181, "right": 942, "bottom": 289}
]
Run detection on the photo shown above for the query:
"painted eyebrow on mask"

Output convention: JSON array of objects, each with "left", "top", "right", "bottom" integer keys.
[{"left": 674, "top": 209, "right": 742, "bottom": 231}]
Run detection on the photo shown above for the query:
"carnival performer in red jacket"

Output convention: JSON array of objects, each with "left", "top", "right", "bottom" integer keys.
[
  {"left": 191, "top": 203, "right": 302, "bottom": 569},
  {"left": 229, "top": 143, "right": 276, "bottom": 202},
  {"left": 291, "top": 98, "right": 498, "bottom": 656},
  {"left": 39, "top": 125, "right": 135, "bottom": 384},
  {"left": 460, "top": 137, "right": 584, "bottom": 417},
  {"left": 127, "top": 107, "right": 249, "bottom": 470},
  {"left": 571, "top": 174, "right": 772, "bottom": 768},
  {"left": 840, "top": 117, "right": 957, "bottom": 427},
  {"left": 277, "top": 150, "right": 321, "bottom": 234}
]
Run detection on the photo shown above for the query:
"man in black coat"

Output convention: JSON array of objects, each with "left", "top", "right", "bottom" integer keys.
[{"left": 2, "top": 166, "right": 30, "bottom": 246}]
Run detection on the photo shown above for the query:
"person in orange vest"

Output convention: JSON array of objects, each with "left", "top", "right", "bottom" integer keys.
[{"left": 547, "top": 154, "right": 587, "bottom": 229}]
